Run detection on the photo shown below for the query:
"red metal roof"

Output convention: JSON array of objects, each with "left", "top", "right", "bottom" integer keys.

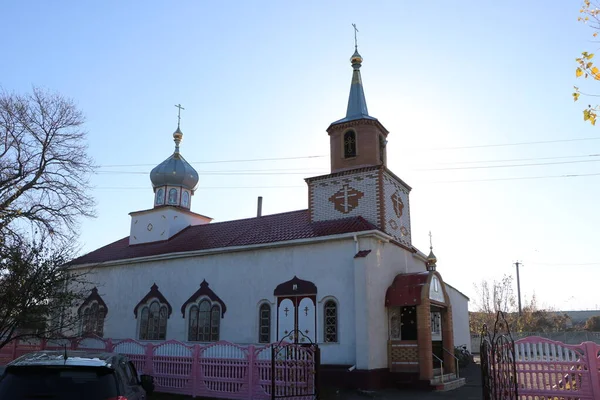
[
  {"left": 69, "top": 209, "right": 378, "bottom": 266},
  {"left": 385, "top": 272, "right": 430, "bottom": 307}
]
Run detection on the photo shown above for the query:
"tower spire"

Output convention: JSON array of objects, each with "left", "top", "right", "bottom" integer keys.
[
  {"left": 173, "top": 104, "right": 185, "bottom": 153},
  {"left": 332, "top": 24, "right": 375, "bottom": 125}
]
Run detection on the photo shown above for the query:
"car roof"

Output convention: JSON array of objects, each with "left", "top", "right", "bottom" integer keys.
[{"left": 7, "top": 350, "right": 126, "bottom": 368}]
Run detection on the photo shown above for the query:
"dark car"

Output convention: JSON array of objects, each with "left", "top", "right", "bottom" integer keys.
[{"left": 0, "top": 350, "right": 154, "bottom": 400}]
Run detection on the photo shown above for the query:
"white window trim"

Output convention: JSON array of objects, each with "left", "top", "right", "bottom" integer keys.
[
  {"left": 256, "top": 300, "right": 274, "bottom": 344},
  {"left": 318, "top": 296, "right": 339, "bottom": 344}
]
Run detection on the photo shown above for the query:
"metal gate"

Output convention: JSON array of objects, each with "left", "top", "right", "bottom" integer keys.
[
  {"left": 480, "top": 311, "right": 518, "bottom": 400},
  {"left": 271, "top": 330, "right": 320, "bottom": 400}
]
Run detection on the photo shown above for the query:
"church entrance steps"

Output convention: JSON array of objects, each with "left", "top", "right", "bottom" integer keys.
[
  {"left": 429, "top": 372, "right": 456, "bottom": 386},
  {"left": 432, "top": 377, "right": 466, "bottom": 392}
]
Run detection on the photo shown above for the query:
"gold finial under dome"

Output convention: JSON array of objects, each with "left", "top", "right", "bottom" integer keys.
[
  {"left": 173, "top": 104, "right": 185, "bottom": 152},
  {"left": 350, "top": 23, "right": 363, "bottom": 66}
]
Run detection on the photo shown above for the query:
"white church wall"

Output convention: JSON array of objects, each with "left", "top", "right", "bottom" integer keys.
[
  {"left": 360, "top": 237, "right": 426, "bottom": 370},
  {"left": 445, "top": 283, "right": 471, "bottom": 352},
  {"left": 79, "top": 238, "right": 360, "bottom": 366},
  {"left": 129, "top": 206, "right": 210, "bottom": 245}
]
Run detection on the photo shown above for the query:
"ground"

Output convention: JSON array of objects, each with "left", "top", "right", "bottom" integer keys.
[{"left": 149, "top": 359, "right": 483, "bottom": 400}]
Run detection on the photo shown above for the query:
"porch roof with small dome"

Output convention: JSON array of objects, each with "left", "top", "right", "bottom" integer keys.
[{"left": 385, "top": 272, "right": 430, "bottom": 307}]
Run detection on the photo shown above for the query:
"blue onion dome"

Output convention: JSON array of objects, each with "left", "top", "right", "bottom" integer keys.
[{"left": 150, "top": 126, "right": 199, "bottom": 192}]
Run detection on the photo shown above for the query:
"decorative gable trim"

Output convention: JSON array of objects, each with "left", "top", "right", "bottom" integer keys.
[
  {"left": 133, "top": 283, "right": 173, "bottom": 318},
  {"left": 304, "top": 165, "right": 382, "bottom": 183},
  {"left": 326, "top": 118, "right": 389, "bottom": 135},
  {"left": 77, "top": 287, "right": 108, "bottom": 316},
  {"left": 273, "top": 276, "right": 317, "bottom": 297},
  {"left": 180, "top": 280, "right": 227, "bottom": 318}
]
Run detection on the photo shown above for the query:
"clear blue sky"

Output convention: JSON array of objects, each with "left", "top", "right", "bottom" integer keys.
[{"left": 2, "top": 1, "right": 599, "bottom": 311}]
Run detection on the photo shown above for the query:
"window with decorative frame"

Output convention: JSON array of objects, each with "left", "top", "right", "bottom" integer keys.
[
  {"left": 134, "top": 283, "right": 172, "bottom": 341},
  {"left": 181, "top": 280, "right": 226, "bottom": 343},
  {"left": 324, "top": 300, "right": 338, "bottom": 343},
  {"left": 78, "top": 287, "right": 107, "bottom": 337},
  {"left": 188, "top": 300, "right": 220, "bottom": 342},
  {"left": 343, "top": 130, "right": 357, "bottom": 158},
  {"left": 258, "top": 303, "right": 271, "bottom": 343},
  {"left": 81, "top": 302, "right": 106, "bottom": 336},
  {"left": 167, "top": 188, "right": 178, "bottom": 205},
  {"left": 139, "top": 301, "right": 168, "bottom": 340}
]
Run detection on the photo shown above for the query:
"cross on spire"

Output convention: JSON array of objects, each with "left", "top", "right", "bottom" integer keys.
[
  {"left": 429, "top": 231, "right": 433, "bottom": 250},
  {"left": 175, "top": 103, "right": 185, "bottom": 128},
  {"left": 352, "top": 23, "right": 359, "bottom": 50}
]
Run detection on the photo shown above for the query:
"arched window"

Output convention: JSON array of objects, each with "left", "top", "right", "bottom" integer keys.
[
  {"left": 78, "top": 288, "right": 107, "bottom": 337},
  {"left": 139, "top": 301, "right": 168, "bottom": 340},
  {"left": 343, "top": 131, "right": 357, "bottom": 158},
  {"left": 188, "top": 300, "right": 220, "bottom": 342},
  {"left": 182, "top": 191, "right": 190, "bottom": 208},
  {"left": 324, "top": 300, "right": 338, "bottom": 343},
  {"left": 155, "top": 188, "right": 164, "bottom": 205},
  {"left": 182, "top": 280, "right": 226, "bottom": 342},
  {"left": 379, "top": 135, "right": 386, "bottom": 164},
  {"left": 258, "top": 303, "right": 271, "bottom": 343},
  {"left": 134, "top": 284, "right": 172, "bottom": 341},
  {"left": 168, "top": 188, "right": 178, "bottom": 205}
]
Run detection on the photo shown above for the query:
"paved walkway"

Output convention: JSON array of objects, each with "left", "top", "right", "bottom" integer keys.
[{"left": 321, "top": 361, "right": 482, "bottom": 400}]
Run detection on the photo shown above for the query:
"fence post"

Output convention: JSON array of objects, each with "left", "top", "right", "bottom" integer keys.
[
  {"left": 105, "top": 338, "right": 113, "bottom": 352},
  {"left": 584, "top": 342, "right": 600, "bottom": 397},
  {"left": 191, "top": 344, "right": 199, "bottom": 398},
  {"left": 247, "top": 345, "right": 255, "bottom": 400},
  {"left": 40, "top": 338, "right": 47, "bottom": 351},
  {"left": 144, "top": 343, "right": 154, "bottom": 376}
]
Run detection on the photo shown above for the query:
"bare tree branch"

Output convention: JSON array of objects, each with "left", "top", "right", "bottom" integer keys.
[{"left": 0, "top": 86, "right": 96, "bottom": 240}]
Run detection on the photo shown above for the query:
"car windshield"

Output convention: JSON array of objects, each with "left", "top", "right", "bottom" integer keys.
[{"left": 0, "top": 366, "right": 118, "bottom": 400}]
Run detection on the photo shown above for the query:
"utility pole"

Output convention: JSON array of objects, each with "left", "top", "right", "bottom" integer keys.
[{"left": 514, "top": 261, "right": 523, "bottom": 316}]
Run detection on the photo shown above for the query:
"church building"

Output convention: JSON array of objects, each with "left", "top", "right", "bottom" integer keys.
[{"left": 68, "top": 46, "right": 470, "bottom": 389}]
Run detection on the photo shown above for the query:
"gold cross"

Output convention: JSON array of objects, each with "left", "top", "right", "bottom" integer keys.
[{"left": 175, "top": 103, "right": 185, "bottom": 127}]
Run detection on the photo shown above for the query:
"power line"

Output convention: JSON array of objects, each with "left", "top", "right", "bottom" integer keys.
[
  {"left": 414, "top": 159, "right": 600, "bottom": 172},
  {"left": 99, "top": 155, "right": 327, "bottom": 168},
  {"left": 429, "top": 153, "right": 600, "bottom": 166},
  {"left": 419, "top": 136, "right": 600, "bottom": 151},
  {"left": 95, "top": 185, "right": 305, "bottom": 190},
  {"left": 426, "top": 172, "right": 600, "bottom": 183},
  {"left": 96, "top": 171, "right": 326, "bottom": 176},
  {"left": 95, "top": 136, "right": 600, "bottom": 168},
  {"left": 529, "top": 262, "right": 600, "bottom": 266}
]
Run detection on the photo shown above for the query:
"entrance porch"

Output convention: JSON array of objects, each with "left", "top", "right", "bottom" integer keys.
[{"left": 385, "top": 271, "right": 460, "bottom": 386}]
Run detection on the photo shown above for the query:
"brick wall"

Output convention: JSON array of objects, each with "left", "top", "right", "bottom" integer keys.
[
  {"left": 382, "top": 171, "right": 412, "bottom": 247},
  {"left": 307, "top": 167, "right": 381, "bottom": 227}
]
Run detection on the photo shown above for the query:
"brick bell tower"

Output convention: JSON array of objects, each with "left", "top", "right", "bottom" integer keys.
[{"left": 305, "top": 46, "right": 413, "bottom": 248}]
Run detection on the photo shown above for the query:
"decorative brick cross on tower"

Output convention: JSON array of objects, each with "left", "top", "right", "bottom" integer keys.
[{"left": 329, "top": 184, "right": 364, "bottom": 214}]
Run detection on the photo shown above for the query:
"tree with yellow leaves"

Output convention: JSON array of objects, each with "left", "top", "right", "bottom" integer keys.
[{"left": 575, "top": 0, "right": 600, "bottom": 125}]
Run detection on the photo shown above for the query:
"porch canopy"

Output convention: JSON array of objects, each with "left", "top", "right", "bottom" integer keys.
[{"left": 385, "top": 272, "right": 430, "bottom": 307}]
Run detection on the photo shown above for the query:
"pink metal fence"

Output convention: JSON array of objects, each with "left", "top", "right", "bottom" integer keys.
[
  {"left": 0, "top": 337, "right": 317, "bottom": 400},
  {"left": 514, "top": 336, "right": 600, "bottom": 399}
]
